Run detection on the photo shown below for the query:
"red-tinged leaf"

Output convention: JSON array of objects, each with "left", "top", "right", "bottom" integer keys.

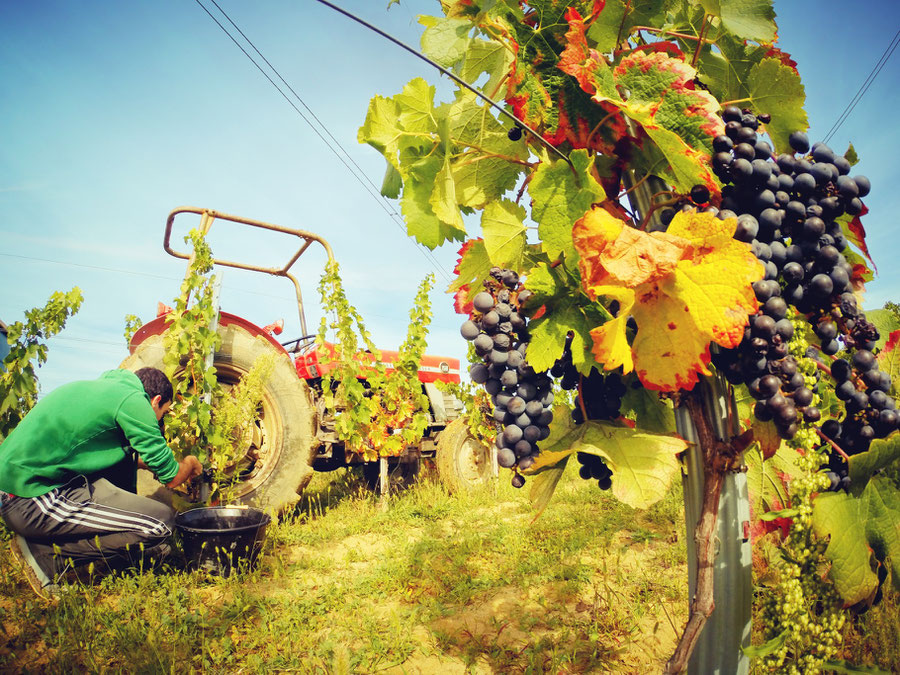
[
  {"left": 752, "top": 417, "right": 782, "bottom": 460},
  {"left": 558, "top": 8, "right": 606, "bottom": 96},
  {"left": 842, "top": 203, "right": 877, "bottom": 271},
  {"left": 449, "top": 238, "right": 492, "bottom": 315},
  {"left": 575, "top": 208, "right": 762, "bottom": 391},
  {"left": 627, "top": 41, "right": 685, "bottom": 60},
  {"left": 764, "top": 45, "right": 798, "bottom": 73}
]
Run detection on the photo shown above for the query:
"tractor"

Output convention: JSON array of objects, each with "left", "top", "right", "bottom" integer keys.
[{"left": 121, "top": 207, "right": 493, "bottom": 512}]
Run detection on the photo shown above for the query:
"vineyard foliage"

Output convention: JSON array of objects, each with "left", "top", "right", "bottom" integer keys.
[
  {"left": 0, "top": 289, "right": 83, "bottom": 439},
  {"left": 361, "top": 0, "right": 897, "bottom": 669},
  {"left": 316, "top": 262, "right": 435, "bottom": 462}
]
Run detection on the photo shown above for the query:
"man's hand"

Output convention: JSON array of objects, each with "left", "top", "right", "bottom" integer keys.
[{"left": 166, "top": 455, "right": 203, "bottom": 489}]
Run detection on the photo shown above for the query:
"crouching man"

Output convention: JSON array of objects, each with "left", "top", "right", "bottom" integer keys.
[{"left": 0, "top": 367, "right": 202, "bottom": 597}]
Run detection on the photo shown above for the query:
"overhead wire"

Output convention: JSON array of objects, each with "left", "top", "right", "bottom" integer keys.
[
  {"left": 192, "top": 0, "right": 454, "bottom": 284},
  {"left": 822, "top": 27, "right": 900, "bottom": 145}
]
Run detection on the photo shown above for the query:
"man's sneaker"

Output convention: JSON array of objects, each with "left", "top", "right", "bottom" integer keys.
[{"left": 9, "top": 536, "right": 60, "bottom": 600}]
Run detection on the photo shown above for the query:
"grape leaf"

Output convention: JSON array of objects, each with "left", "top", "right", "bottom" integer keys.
[
  {"left": 746, "top": 57, "right": 808, "bottom": 154},
  {"left": 699, "top": 0, "right": 776, "bottom": 42},
  {"left": 849, "top": 434, "right": 900, "bottom": 488},
  {"left": 844, "top": 143, "right": 860, "bottom": 167},
  {"left": 401, "top": 153, "right": 466, "bottom": 249},
  {"left": 527, "top": 447, "right": 572, "bottom": 520},
  {"left": 448, "top": 238, "right": 492, "bottom": 314},
  {"left": 481, "top": 199, "right": 527, "bottom": 270},
  {"left": 566, "top": 43, "right": 724, "bottom": 192},
  {"left": 526, "top": 298, "right": 596, "bottom": 375},
  {"left": 694, "top": 34, "right": 768, "bottom": 105},
  {"left": 530, "top": 149, "right": 606, "bottom": 264},
  {"left": 813, "top": 477, "right": 900, "bottom": 604},
  {"left": 876, "top": 329, "right": 900, "bottom": 388},
  {"left": 460, "top": 39, "right": 515, "bottom": 96},
  {"left": 751, "top": 417, "right": 782, "bottom": 460},
  {"left": 745, "top": 445, "right": 802, "bottom": 514},
  {"left": 574, "top": 208, "right": 763, "bottom": 391},
  {"left": 585, "top": 0, "right": 628, "bottom": 53},
  {"left": 620, "top": 384, "right": 676, "bottom": 434},
  {"left": 448, "top": 91, "right": 527, "bottom": 208},
  {"left": 866, "top": 310, "right": 900, "bottom": 352},
  {"left": 419, "top": 16, "right": 472, "bottom": 68},
  {"left": 812, "top": 491, "right": 879, "bottom": 605},
  {"left": 837, "top": 204, "right": 876, "bottom": 272},
  {"left": 381, "top": 162, "right": 402, "bottom": 199},
  {"left": 532, "top": 413, "right": 686, "bottom": 509}
]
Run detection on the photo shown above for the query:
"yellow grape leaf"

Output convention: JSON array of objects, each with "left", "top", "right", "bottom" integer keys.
[
  {"left": 527, "top": 406, "right": 686, "bottom": 510},
  {"left": 573, "top": 208, "right": 763, "bottom": 392}
]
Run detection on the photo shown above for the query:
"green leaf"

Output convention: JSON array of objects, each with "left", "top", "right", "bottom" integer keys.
[
  {"left": 746, "top": 57, "right": 808, "bottom": 154},
  {"left": 844, "top": 143, "right": 860, "bottom": 167},
  {"left": 401, "top": 154, "right": 465, "bottom": 249},
  {"left": 866, "top": 308, "right": 900, "bottom": 352},
  {"left": 530, "top": 150, "right": 605, "bottom": 263},
  {"left": 745, "top": 445, "right": 803, "bottom": 513},
  {"left": 358, "top": 96, "right": 405, "bottom": 171},
  {"left": 527, "top": 299, "right": 597, "bottom": 375},
  {"left": 620, "top": 384, "right": 676, "bottom": 434},
  {"left": 585, "top": 0, "right": 628, "bottom": 52},
  {"left": 419, "top": 16, "right": 472, "bottom": 68},
  {"left": 381, "top": 162, "right": 402, "bottom": 199},
  {"left": 527, "top": 450, "right": 572, "bottom": 519},
  {"left": 395, "top": 78, "right": 438, "bottom": 135},
  {"left": 448, "top": 91, "right": 526, "bottom": 208},
  {"left": 812, "top": 489, "right": 879, "bottom": 605},
  {"left": 481, "top": 199, "right": 526, "bottom": 271},
  {"left": 536, "top": 409, "right": 686, "bottom": 509},
  {"left": 849, "top": 435, "right": 900, "bottom": 487},
  {"left": 448, "top": 238, "right": 493, "bottom": 295},
  {"left": 700, "top": 0, "right": 776, "bottom": 42},
  {"left": 459, "top": 39, "right": 515, "bottom": 96},
  {"left": 741, "top": 629, "right": 788, "bottom": 658}
]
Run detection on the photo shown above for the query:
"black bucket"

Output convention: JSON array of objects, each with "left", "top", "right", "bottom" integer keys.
[{"left": 174, "top": 506, "right": 271, "bottom": 577}]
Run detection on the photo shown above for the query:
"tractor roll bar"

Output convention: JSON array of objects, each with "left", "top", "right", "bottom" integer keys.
[{"left": 164, "top": 206, "right": 335, "bottom": 339}]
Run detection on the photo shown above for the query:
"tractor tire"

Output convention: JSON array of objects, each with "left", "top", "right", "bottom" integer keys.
[
  {"left": 435, "top": 418, "right": 493, "bottom": 493},
  {"left": 120, "top": 323, "right": 318, "bottom": 514}
]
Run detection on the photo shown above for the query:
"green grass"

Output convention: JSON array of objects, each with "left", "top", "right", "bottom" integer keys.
[{"left": 0, "top": 466, "right": 690, "bottom": 673}]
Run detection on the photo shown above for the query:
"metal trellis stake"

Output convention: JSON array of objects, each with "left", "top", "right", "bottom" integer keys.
[{"left": 625, "top": 174, "right": 751, "bottom": 674}]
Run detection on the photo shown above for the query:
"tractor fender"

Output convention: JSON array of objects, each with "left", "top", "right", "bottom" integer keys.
[{"left": 129, "top": 311, "right": 289, "bottom": 356}]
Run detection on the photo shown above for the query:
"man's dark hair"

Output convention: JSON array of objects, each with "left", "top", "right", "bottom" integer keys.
[{"left": 133, "top": 367, "right": 174, "bottom": 404}]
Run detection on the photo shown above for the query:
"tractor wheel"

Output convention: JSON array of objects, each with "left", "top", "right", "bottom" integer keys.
[
  {"left": 120, "top": 323, "right": 318, "bottom": 514},
  {"left": 435, "top": 418, "right": 494, "bottom": 492}
]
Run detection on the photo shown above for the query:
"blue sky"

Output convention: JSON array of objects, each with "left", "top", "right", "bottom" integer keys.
[{"left": 1, "top": 1, "right": 898, "bottom": 395}]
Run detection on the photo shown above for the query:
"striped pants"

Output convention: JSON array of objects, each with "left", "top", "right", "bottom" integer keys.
[{"left": 0, "top": 475, "right": 174, "bottom": 578}]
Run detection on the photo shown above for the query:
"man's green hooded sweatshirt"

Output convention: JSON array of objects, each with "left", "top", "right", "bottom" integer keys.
[{"left": 0, "top": 370, "right": 179, "bottom": 497}]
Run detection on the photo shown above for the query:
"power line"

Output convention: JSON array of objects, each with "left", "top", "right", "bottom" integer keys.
[
  {"left": 192, "top": 0, "right": 453, "bottom": 283},
  {"left": 822, "top": 27, "right": 900, "bottom": 145}
]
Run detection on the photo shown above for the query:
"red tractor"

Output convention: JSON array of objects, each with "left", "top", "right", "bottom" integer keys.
[{"left": 121, "top": 207, "right": 493, "bottom": 511}]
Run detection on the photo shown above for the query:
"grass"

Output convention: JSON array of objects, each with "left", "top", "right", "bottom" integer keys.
[
  {"left": 0, "top": 465, "right": 689, "bottom": 674},
  {"left": 2, "top": 464, "right": 894, "bottom": 673}
]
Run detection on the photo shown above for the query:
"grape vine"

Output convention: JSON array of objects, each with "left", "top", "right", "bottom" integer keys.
[
  {"left": 316, "top": 261, "right": 435, "bottom": 462},
  {"left": 360, "top": 2, "right": 898, "bottom": 672},
  {"left": 0, "top": 288, "right": 83, "bottom": 438}
]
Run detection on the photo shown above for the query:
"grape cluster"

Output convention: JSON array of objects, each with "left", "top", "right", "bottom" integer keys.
[
  {"left": 697, "top": 106, "right": 897, "bottom": 478},
  {"left": 576, "top": 452, "right": 612, "bottom": 490},
  {"left": 553, "top": 334, "right": 624, "bottom": 491},
  {"left": 461, "top": 268, "right": 553, "bottom": 485}
]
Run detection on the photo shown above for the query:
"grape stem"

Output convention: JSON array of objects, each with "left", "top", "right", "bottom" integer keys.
[
  {"left": 815, "top": 428, "right": 851, "bottom": 462},
  {"left": 576, "top": 375, "right": 589, "bottom": 423},
  {"left": 691, "top": 15, "right": 710, "bottom": 69},
  {"left": 665, "top": 388, "right": 740, "bottom": 675},
  {"left": 632, "top": 26, "right": 717, "bottom": 45}
]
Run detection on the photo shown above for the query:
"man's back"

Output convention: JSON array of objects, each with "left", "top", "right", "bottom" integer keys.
[{"left": 0, "top": 370, "right": 157, "bottom": 496}]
